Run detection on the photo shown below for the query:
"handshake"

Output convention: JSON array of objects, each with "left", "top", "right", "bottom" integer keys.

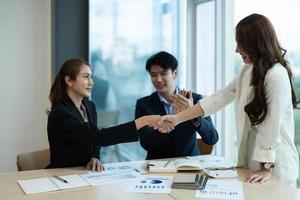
[
  {"left": 141, "top": 115, "right": 178, "bottom": 133},
  {"left": 137, "top": 90, "right": 199, "bottom": 133}
]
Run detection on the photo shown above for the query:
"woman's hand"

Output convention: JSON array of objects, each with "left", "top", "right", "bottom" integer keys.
[
  {"left": 135, "top": 115, "right": 174, "bottom": 133},
  {"left": 245, "top": 169, "right": 272, "bottom": 184},
  {"left": 157, "top": 115, "right": 178, "bottom": 133},
  {"left": 86, "top": 157, "right": 105, "bottom": 172},
  {"left": 145, "top": 115, "right": 174, "bottom": 133}
]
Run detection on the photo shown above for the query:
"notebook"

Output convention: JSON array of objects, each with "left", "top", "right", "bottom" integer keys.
[
  {"left": 148, "top": 159, "right": 202, "bottom": 173},
  {"left": 18, "top": 175, "right": 90, "bottom": 194}
]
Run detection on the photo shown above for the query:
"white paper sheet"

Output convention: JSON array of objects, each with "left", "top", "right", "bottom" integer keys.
[
  {"left": 81, "top": 169, "right": 140, "bottom": 186},
  {"left": 103, "top": 160, "right": 148, "bottom": 174},
  {"left": 126, "top": 175, "right": 173, "bottom": 193},
  {"left": 187, "top": 155, "right": 235, "bottom": 169},
  {"left": 202, "top": 168, "right": 238, "bottom": 178},
  {"left": 18, "top": 177, "right": 57, "bottom": 194},
  {"left": 51, "top": 175, "right": 90, "bottom": 190},
  {"left": 18, "top": 175, "right": 90, "bottom": 195},
  {"left": 195, "top": 179, "right": 244, "bottom": 200}
]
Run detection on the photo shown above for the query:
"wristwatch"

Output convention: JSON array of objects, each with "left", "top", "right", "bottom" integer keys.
[{"left": 262, "top": 162, "right": 274, "bottom": 170}]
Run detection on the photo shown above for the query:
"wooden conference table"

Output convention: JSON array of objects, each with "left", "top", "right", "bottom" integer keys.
[{"left": 1, "top": 162, "right": 300, "bottom": 200}]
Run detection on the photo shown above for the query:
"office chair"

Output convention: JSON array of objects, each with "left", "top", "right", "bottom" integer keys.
[
  {"left": 16, "top": 149, "right": 50, "bottom": 171},
  {"left": 197, "top": 139, "right": 213, "bottom": 155}
]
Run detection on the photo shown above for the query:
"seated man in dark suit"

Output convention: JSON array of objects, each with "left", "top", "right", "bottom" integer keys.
[{"left": 135, "top": 51, "right": 218, "bottom": 159}]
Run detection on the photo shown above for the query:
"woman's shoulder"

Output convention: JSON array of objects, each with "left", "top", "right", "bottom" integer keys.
[
  {"left": 48, "top": 95, "right": 76, "bottom": 116},
  {"left": 266, "top": 63, "right": 289, "bottom": 80},
  {"left": 48, "top": 101, "right": 69, "bottom": 118}
]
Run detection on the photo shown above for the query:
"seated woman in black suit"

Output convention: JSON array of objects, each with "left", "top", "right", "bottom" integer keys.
[{"left": 47, "top": 58, "right": 171, "bottom": 171}]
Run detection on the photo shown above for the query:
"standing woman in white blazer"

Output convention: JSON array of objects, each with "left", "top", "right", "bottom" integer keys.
[{"left": 159, "top": 13, "right": 299, "bottom": 187}]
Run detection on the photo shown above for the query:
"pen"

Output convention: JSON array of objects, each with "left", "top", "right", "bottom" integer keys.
[
  {"left": 164, "top": 160, "right": 170, "bottom": 167},
  {"left": 147, "top": 164, "right": 155, "bottom": 168},
  {"left": 133, "top": 168, "right": 140, "bottom": 172},
  {"left": 53, "top": 175, "right": 69, "bottom": 183}
]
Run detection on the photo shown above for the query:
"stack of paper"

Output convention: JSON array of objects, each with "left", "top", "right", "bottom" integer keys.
[{"left": 171, "top": 174, "right": 208, "bottom": 190}]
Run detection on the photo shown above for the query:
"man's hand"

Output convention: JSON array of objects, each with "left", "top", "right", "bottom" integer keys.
[
  {"left": 144, "top": 115, "right": 174, "bottom": 133},
  {"left": 245, "top": 169, "right": 272, "bottom": 184},
  {"left": 157, "top": 115, "right": 178, "bottom": 133},
  {"left": 170, "top": 90, "right": 193, "bottom": 114},
  {"left": 86, "top": 157, "right": 105, "bottom": 172}
]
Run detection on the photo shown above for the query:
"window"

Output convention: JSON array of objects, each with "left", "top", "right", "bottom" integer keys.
[
  {"left": 195, "top": 1, "right": 216, "bottom": 96},
  {"left": 187, "top": 0, "right": 236, "bottom": 160},
  {"left": 89, "top": 0, "right": 185, "bottom": 162}
]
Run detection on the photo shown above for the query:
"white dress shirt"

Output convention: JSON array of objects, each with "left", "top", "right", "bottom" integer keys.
[{"left": 199, "top": 63, "right": 299, "bottom": 186}]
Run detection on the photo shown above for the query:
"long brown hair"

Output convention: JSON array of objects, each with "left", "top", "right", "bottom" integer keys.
[
  {"left": 49, "top": 58, "right": 89, "bottom": 109},
  {"left": 236, "top": 14, "right": 297, "bottom": 125}
]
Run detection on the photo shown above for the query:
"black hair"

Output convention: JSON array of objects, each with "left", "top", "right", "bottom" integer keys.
[
  {"left": 236, "top": 14, "right": 298, "bottom": 125},
  {"left": 49, "top": 58, "right": 90, "bottom": 109},
  {"left": 145, "top": 51, "right": 178, "bottom": 72}
]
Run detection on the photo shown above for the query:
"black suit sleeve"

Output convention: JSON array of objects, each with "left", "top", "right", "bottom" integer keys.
[
  {"left": 194, "top": 116, "right": 218, "bottom": 145},
  {"left": 135, "top": 100, "right": 169, "bottom": 152},
  {"left": 91, "top": 146, "right": 100, "bottom": 159},
  {"left": 192, "top": 94, "right": 218, "bottom": 145},
  {"left": 51, "top": 109, "right": 138, "bottom": 147}
]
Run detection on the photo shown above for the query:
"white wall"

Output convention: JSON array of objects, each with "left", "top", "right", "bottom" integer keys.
[{"left": 0, "top": 0, "right": 51, "bottom": 171}]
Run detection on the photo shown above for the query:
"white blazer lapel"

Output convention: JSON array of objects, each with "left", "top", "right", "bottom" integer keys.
[{"left": 236, "top": 65, "right": 253, "bottom": 148}]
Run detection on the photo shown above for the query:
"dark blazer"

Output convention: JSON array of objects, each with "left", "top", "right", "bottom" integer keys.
[
  {"left": 47, "top": 94, "right": 138, "bottom": 168},
  {"left": 135, "top": 92, "right": 218, "bottom": 159}
]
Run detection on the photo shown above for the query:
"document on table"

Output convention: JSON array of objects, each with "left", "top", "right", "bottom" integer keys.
[
  {"left": 187, "top": 155, "right": 235, "bottom": 169},
  {"left": 202, "top": 168, "right": 238, "bottom": 178},
  {"left": 81, "top": 169, "right": 140, "bottom": 186},
  {"left": 126, "top": 175, "right": 173, "bottom": 193},
  {"left": 17, "top": 175, "right": 90, "bottom": 195},
  {"left": 103, "top": 160, "right": 148, "bottom": 174},
  {"left": 195, "top": 179, "right": 244, "bottom": 200}
]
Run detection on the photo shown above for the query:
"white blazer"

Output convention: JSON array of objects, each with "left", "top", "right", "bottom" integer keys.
[{"left": 200, "top": 63, "right": 299, "bottom": 186}]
